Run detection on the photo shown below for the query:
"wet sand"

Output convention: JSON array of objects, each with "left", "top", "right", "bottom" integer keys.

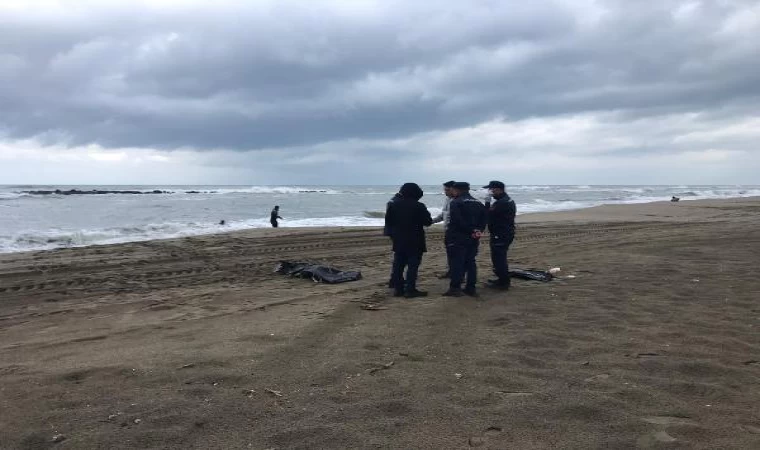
[{"left": 1, "top": 197, "right": 759, "bottom": 449}]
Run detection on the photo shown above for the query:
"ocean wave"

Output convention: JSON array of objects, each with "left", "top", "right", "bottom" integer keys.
[
  {"left": 363, "top": 211, "right": 386, "bottom": 218},
  {"left": 0, "top": 216, "right": 384, "bottom": 254},
  {"left": 213, "top": 186, "right": 341, "bottom": 195}
]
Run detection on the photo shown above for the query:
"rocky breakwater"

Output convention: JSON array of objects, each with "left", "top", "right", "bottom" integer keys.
[{"left": 22, "top": 189, "right": 175, "bottom": 195}]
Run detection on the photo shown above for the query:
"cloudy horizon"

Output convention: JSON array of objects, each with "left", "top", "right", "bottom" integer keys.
[{"left": 1, "top": 0, "right": 759, "bottom": 185}]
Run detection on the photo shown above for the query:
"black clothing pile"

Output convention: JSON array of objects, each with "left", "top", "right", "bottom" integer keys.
[
  {"left": 275, "top": 261, "right": 362, "bottom": 284},
  {"left": 509, "top": 268, "right": 553, "bottom": 282}
]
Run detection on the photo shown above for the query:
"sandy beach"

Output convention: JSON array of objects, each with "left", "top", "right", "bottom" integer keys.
[{"left": 1, "top": 197, "right": 759, "bottom": 449}]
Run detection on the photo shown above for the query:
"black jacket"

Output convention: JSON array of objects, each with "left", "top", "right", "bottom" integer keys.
[
  {"left": 446, "top": 193, "right": 487, "bottom": 244},
  {"left": 270, "top": 210, "right": 282, "bottom": 223},
  {"left": 485, "top": 193, "right": 516, "bottom": 239},
  {"left": 385, "top": 198, "right": 433, "bottom": 253}
]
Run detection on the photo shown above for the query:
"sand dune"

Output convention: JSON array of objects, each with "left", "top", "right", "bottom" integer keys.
[{"left": 1, "top": 198, "right": 759, "bottom": 449}]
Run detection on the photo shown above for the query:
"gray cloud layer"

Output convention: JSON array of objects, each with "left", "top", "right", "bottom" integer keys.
[{"left": 2, "top": 0, "right": 759, "bottom": 153}]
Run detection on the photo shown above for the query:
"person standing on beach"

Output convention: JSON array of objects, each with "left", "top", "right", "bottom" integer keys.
[
  {"left": 385, "top": 183, "right": 433, "bottom": 298},
  {"left": 384, "top": 192, "right": 403, "bottom": 288},
  {"left": 483, "top": 181, "right": 516, "bottom": 290},
  {"left": 432, "top": 180, "right": 456, "bottom": 279},
  {"left": 444, "top": 182, "right": 487, "bottom": 297},
  {"left": 270, "top": 206, "right": 283, "bottom": 228}
]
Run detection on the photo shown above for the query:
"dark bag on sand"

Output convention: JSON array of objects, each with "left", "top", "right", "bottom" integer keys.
[
  {"left": 509, "top": 268, "right": 553, "bottom": 282},
  {"left": 275, "top": 261, "right": 362, "bottom": 284}
]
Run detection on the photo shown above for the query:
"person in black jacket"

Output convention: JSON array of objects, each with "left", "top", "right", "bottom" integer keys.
[
  {"left": 444, "top": 182, "right": 487, "bottom": 297},
  {"left": 384, "top": 192, "right": 403, "bottom": 288},
  {"left": 270, "top": 206, "right": 283, "bottom": 228},
  {"left": 384, "top": 183, "right": 433, "bottom": 298},
  {"left": 483, "top": 181, "right": 516, "bottom": 289}
]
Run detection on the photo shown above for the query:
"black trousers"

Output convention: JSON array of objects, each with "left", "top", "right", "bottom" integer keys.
[
  {"left": 447, "top": 240, "right": 479, "bottom": 290},
  {"left": 490, "top": 235, "right": 513, "bottom": 284},
  {"left": 392, "top": 250, "right": 422, "bottom": 292},
  {"left": 270, "top": 221, "right": 278, "bottom": 228}
]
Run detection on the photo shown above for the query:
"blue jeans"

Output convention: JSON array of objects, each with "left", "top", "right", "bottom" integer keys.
[
  {"left": 447, "top": 241, "right": 479, "bottom": 290},
  {"left": 392, "top": 251, "right": 422, "bottom": 292}
]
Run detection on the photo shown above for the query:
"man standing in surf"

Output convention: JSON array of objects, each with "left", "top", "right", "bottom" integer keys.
[{"left": 270, "top": 206, "right": 283, "bottom": 228}]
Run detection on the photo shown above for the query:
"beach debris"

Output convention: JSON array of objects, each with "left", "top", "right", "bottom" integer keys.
[
  {"left": 454, "top": 373, "right": 464, "bottom": 380},
  {"left": 548, "top": 267, "right": 561, "bottom": 275},
  {"left": 275, "top": 261, "right": 362, "bottom": 284},
  {"left": 494, "top": 391, "right": 533, "bottom": 397},
  {"left": 241, "top": 389, "right": 257, "bottom": 397},
  {"left": 52, "top": 434, "right": 66, "bottom": 443},
  {"left": 654, "top": 431, "right": 677, "bottom": 443},
  {"left": 468, "top": 436, "right": 486, "bottom": 447},
  {"left": 691, "top": 278, "right": 700, "bottom": 282},
  {"left": 636, "top": 352, "right": 660, "bottom": 358},
  {"left": 265, "top": 388, "right": 283, "bottom": 397},
  {"left": 566, "top": 275, "right": 576, "bottom": 279},
  {"left": 509, "top": 268, "right": 553, "bottom": 282},
  {"left": 107, "top": 413, "right": 122, "bottom": 421},
  {"left": 584, "top": 373, "right": 610, "bottom": 382},
  {"left": 134, "top": 419, "right": 142, "bottom": 424},
  {"left": 581, "top": 361, "right": 590, "bottom": 366},
  {"left": 361, "top": 303, "right": 388, "bottom": 311},
  {"left": 367, "top": 361, "right": 394, "bottom": 374},
  {"left": 642, "top": 416, "right": 697, "bottom": 426},
  {"left": 739, "top": 424, "right": 760, "bottom": 434},
  {"left": 485, "top": 426, "right": 503, "bottom": 433},
  {"left": 178, "top": 363, "right": 196, "bottom": 369}
]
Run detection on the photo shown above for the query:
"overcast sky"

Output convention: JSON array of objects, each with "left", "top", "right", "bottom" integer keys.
[{"left": 1, "top": 0, "right": 759, "bottom": 185}]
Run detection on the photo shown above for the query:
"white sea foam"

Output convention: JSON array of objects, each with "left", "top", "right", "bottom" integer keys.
[{"left": 2, "top": 185, "right": 759, "bottom": 253}]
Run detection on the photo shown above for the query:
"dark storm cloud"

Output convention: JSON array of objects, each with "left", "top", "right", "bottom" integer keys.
[{"left": 1, "top": 0, "right": 759, "bottom": 151}]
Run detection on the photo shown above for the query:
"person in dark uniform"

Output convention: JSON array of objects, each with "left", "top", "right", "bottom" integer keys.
[
  {"left": 384, "top": 183, "right": 433, "bottom": 298},
  {"left": 270, "top": 206, "right": 283, "bottom": 228},
  {"left": 443, "top": 182, "right": 487, "bottom": 297},
  {"left": 384, "top": 192, "right": 403, "bottom": 288},
  {"left": 483, "top": 181, "right": 516, "bottom": 290}
]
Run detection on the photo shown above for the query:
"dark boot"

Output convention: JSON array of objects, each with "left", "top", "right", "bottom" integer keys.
[
  {"left": 393, "top": 289, "right": 404, "bottom": 297},
  {"left": 463, "top": 287, "right": 479, "bottom": 297},
  {"left": 404, "top": 289, "right": 428, "bottom": 298},
  {"left": 442, "top": 288, "right": 463, "bottom": 297},
  {"left": 486, "top": 279, "right": 510, "bottom": 290}
]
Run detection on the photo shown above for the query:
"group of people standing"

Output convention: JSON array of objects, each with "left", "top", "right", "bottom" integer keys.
[{"left": 384, "top": 180, "right": 516, "bottom": 298}]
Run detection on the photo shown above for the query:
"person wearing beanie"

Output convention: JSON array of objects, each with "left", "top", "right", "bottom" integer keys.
[
  {"left": 443, "top": 182, "right": 487, "bottom": 297},
  {"left": 483, "top": 181, "right": 516, "bottom": 290},
  {"left": 384, "top": 183, "right": 433, "bottom": 298}
]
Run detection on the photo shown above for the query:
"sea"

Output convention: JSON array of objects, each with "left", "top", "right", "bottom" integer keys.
[{"left": 1, "top": 184, "right": 758, "bottom": 254}]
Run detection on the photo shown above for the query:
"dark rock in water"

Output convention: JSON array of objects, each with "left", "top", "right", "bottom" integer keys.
[{"left": 22, "top": 189, "right": 173, "bottom": 195}]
